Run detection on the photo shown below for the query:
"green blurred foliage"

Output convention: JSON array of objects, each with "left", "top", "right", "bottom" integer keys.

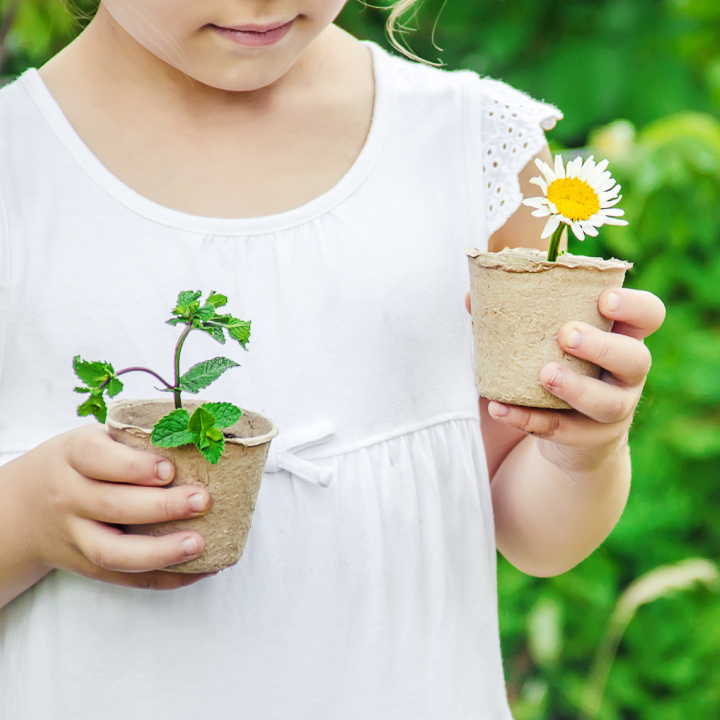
[{"left": 4, "top": 1, "right": 720, "bottom": 718}]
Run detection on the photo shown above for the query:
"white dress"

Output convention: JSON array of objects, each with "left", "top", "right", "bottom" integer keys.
[{"left": 0, "top": 43, "right": 561, "bottom": 719}]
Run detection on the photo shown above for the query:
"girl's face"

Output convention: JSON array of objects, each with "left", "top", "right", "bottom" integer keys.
[{"left": 99, "top": 0, "right": 348, "bottom": 91}]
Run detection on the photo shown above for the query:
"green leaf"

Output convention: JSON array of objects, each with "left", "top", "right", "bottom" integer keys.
[
  {"left": 73, "top": 356, "right": 116, "bottom": 389},
  {"left": 106, "top": 377, "right": 124, "bottom": 398},
  {"left": 151, "top": 409, "right": 194, "bottom": 448},
  {"left": 176, "top": 290, "right": 201, "bottom": 310},
  {"left": 199, "top": 324, "right": 226, "bottom": 344},
  {"left": 170, "top": 290, "right": 202, "bottom": 322},
  {"left": 188, "top": 406, "right": 225, "bottom": 465},
  {"left": 212, "top": 316, "right": 252, "bottom": 347},
  {"left": 188, "top": 405, "right": 217, "bottom": 435},
  {"left": 201, "top": 402, "right": 242, "bottom": 429},
  {"left": 77, "top": 391, "right": 108, "bottom": 424},
  {"left": 74, "top": 386, "right": 91, "bottom": 394},
  {"left": 206, "top": 291, "right": 228, "bottom": 309},
  {"left": 179, "top": 357, "right": 239, "bottom": 393},
  {"left": 197, "top": 437, "right": 225, "bottom": 465},
  {"left": 196, "top": 304, "right": 216, "bottom": 322}
]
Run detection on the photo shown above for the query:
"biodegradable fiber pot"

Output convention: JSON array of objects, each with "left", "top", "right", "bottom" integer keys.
[
  {"left": 466, "top": 247, "right": 633, "bottom": 410},
  {"left": 107, "top": 399, "right": 278, "bottom": 573}
]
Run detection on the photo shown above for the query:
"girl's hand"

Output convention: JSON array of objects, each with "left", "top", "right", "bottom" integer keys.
[
  {"left": 13, "top": 424, "right": 213, "bottom": 590},
  {"left": 466, "top": 288, "right": 666, "bottom": 480}
]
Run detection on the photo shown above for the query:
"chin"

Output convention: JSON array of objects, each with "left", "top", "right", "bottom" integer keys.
[{"left": 184, "top": 50, "right": 303, "bottom": 93}]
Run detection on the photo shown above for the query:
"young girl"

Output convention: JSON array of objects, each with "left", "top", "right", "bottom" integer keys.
[{"left": 0, "top": 2, "right": 664, "bottom": 718}]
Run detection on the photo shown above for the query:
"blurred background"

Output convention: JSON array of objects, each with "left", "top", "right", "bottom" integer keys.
[{"left": 3, "top": 0, "right": 719, "bottom": 717}]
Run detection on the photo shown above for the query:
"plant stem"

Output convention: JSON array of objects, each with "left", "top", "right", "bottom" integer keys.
[
  {"left": 173, "top": 324, "right": 193, "bottom": 409},
  {"left": 547, "top": 224, "right": 566, "bottom": 263},
  {"left": 99, "top": 367, "right": 175, "bottom": 392}
]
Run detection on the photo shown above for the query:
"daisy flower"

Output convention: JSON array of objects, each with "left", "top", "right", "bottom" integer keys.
[{"left": 522, "top": 154, "right": 628, "bottom": 250}]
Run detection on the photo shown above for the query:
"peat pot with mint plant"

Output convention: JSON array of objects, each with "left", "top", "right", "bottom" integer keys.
[
  {"left": 467, "top": 155, "right": 633, "bottom": 409},
  {"left": 73, "top": 290, "right": 278, "bottom": 573}
]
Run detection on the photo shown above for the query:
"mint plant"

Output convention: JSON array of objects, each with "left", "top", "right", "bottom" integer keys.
[{"left": 73, "top": 290, "right": 251, "bottom": 465}]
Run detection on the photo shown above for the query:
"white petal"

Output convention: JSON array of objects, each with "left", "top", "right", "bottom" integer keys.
[
  {"left": 566, "top": 156, "right": 582, "bottom": 179},
  {"left": 600, "top": 195, "right": 623, "bottom": 209},
  {"left": 522, "top": 197, "right": 549, "bottom": 209},
  {"left": 589, "top": 171, "right": 612, "bottom": 191},
  {"left": 599, "top": 187, "right": 621, "bottom": 201},
  {"left": 541, "top": 214, "right": 562, "bottom": 239},
  {"left": 529, "top": 176, "right": 548, "bottom": 194},
  {"left": 548, "top": 200, "right": 558, "bottom": 214},
  {"left": 570, "top": 221, "right": 585, "bottom": 241},
  {"left": 598, "top": 208, "right": 625, "bottom": 217},
  {"left": 580, "top": 221, "right": 599, "bottom": 237},
  {"left": 587, "top": 159, "right": 610, "bottom": 185},
  {"left": 579, "top": 156, "right": 596, "bottom": 182},
  {"left": 535, "top": 158, "right": 556, "bottom": 184},
  {"left": 598, "top": 216, "right": 629, "bottom": 226},
  {"left": 531, "top": 208, "right": 552, "bottom": 217},
  {"left": 595, "top": 177, "right": 618, "bottom": 193},
  {"left": 554, "top": 154, "right": 566, "bottom": 180}
]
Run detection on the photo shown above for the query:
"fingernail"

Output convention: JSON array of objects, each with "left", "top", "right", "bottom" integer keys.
[
  {"left": 490, "top": 402, "right": 509, "bottom": 418},
  {"left": 182, "top": 538, "right": 199, "bottom": 557},
  {"left": 566, "top": 330, "right": 582, "bottom": 349},
  {"left": 188, "top": 494, "right": 206, "bottom": 513},
  {"left": 608, "top": 292, "right": 621, "bottom": 312},
  {"left": 156, "top": 461, "right": 173, "bottom": 481},
  {"left": 548, "top": 366, "right": 566, "bottom": 388}
]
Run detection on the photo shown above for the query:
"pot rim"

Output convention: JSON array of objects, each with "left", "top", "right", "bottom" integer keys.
[
  {"left": 466, "top": 246, "right": 633, "bottom": 273},
  {"left": 106, "top": 398, "right": 279, "bottom": 447}
]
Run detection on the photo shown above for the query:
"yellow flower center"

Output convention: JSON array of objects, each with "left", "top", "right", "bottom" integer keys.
[{"left": 547, "top": 177, "right": 600, "bottom": 221}]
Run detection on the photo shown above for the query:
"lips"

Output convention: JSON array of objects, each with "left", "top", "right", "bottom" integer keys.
[{"left": 212, "top": 18, "right": 295, "bottom": 47}]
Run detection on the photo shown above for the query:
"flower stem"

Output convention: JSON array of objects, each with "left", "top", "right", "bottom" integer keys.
[
  {"left": 99, "top": 367, "right": 175, "bottom": 391},
  {"left": 173, "top": 324, "right": 193, "bottom": 410},
  {"left": 547, "top": 224, "right": 566, "bottom": 263}
]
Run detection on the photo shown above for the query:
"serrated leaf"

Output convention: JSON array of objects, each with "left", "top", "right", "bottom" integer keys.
[
  {"left": 74, "top": 386, "right": 91, "bottom": 394},
  {"left": 77, "top": 391, "right": 108, "bottom": 424},
  {"left": 166, "top": 318, "right": 184, "bottom": 327},
  {"left": 211, "top": 316, "right": 251, "bottom": 347},
  {"left": 199, "top": 324, "right": 226, "bottom": 344},
  {"left": 106, "top": 377, "right": 124, "bottom": 398},
  {"left": 176, "top": 290, "right": 201, "bottom": 310},
  {"left": 187, "top": 406, "right": 226, "bottom": 464},
  {"left": 206, "top": 292, "right": 228, "bottom": 308},
  {"left": 196, "top": 304, "right": 216, "bottom": 322},
  {"left": 201, "top": 402, "right": 242, "bottom": 429},
  {"left": 151, "top": 409, "right": 194, "bottom": 448},
  {"left": 179, "top": 357, "right": 239, "bottom": 393},
  {"left": 227, "top": 321, "right": 252, "bottom": 347},
  {"left": 73, "top": 356, "right": 116, "bottom": 389},
  {"left": 188, "top": 405, "right": 217, "bottom": 435},
  {"left": 197, "top": 436, "right": 225, "bottom": 465}
]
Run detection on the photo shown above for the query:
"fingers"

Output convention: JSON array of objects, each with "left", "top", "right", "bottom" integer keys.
[
  {"left": 465, "top": 291, "right": 471, "bottom": 314},
  {"left": 67, "top": 425, "right": 175, "bottom": 486},
  {"left": 71, "top": 475, "right": 211, "bottom": 525},
  {"left": 539, "top": 363, "right": 636, "bottom": 424},
  {"left": 70, "top": 518, "right": 206, "bottom": 574},
  {"left": 488, "top": 401, "right": 620, "bottom": 446},
  {"left": 599, "top": 288, "right": 666, "bottom": 340},
  {"left": 90, "top": 569, "right": 217, "bottom": 591},
  {"left": 556, "top": 322, "right": 652, "bottom": 387}
]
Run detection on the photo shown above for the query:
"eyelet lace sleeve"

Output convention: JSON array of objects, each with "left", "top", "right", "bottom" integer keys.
[{"left": 476, "top": 78, "right": 563, "bottom": 238}]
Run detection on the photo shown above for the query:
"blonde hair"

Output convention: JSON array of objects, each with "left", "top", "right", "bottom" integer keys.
[{"left": 385, "top": 0, "right": 440, "bottom": 66}]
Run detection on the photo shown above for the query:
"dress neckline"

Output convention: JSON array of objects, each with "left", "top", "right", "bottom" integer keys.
[{"left": 20, "top": 42, "right": 391, "bottom": 237}]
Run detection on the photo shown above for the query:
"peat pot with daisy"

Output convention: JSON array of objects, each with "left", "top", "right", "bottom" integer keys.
[{"left": 467, "top": 155, "right": 633, "bottom": 409}]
